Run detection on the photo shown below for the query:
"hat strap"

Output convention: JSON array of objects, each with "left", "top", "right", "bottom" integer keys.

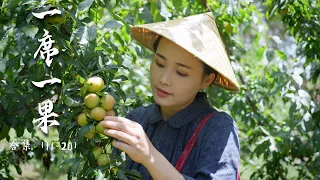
[{"left": 153, "top": 36, "right": 163, "bottom": 52}]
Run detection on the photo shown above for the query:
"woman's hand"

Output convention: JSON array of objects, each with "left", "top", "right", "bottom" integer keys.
[
  {"left": 102, "top": 116, "right": 184, "bottom": 180},
  {"left": 102, "top": 116, "right": 156, "bottom": 166}
]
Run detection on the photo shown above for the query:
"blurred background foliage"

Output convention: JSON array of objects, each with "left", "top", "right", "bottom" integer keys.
[{"left": 0, "top": 0, "right": 319, "bottom": 179}]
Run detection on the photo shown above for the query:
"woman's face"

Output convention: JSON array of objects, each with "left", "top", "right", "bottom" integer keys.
[{"left": 150, "top": 37, "right": 213, "bottom": 110}]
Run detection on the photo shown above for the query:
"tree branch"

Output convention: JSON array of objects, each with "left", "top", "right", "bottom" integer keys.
[{"left": 8, "top": 86, "right": 62, "bottom": 116}]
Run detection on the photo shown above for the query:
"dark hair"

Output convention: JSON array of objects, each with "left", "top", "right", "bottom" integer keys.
[
  {"left": 153, "top": 36, "right": 217, "bottom": 82},
  {"left": 202, "top": 62, "right": 217, "bottom": 81}
]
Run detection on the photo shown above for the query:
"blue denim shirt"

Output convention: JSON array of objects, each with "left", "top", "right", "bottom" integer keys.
[{"left": 124, "top": 92, "right": 240, "bottom": 180}]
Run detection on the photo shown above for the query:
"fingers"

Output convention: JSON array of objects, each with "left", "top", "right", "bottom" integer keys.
[
  {"left": 102, "top": 116, "right": 140, "bottom": 136},
  {"left": 112, "top": 139, "right": 133, "bottom": 154},
  {"left": 104, "top": 129, "right": 137, "bottom": 146},
  {"left": 104, "top": 116, "right": 137, "bottom": 128},
  {"left": 102, "top": 120, "right": 137, "bottom": 136}
]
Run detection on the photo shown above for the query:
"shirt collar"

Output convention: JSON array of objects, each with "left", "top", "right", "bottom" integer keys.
[{"left": 148, "top": 92, "right": 213, "bottom": 128}]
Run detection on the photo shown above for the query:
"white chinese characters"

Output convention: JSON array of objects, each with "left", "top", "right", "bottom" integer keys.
[
  {"left": 32, "top": 78, "right": 61, "bottom": 88},
  {"left": 31, "top": 9, "right": 63, "bottom": 134},
  {"left": 9, "top": 140, "right": 31, "bottom": 151},
  {"left": 34, "top": 29, "right": 59, "bottom": 67},
  {"left": 33, "top": 100, "right": 60, "bottom": 134}
]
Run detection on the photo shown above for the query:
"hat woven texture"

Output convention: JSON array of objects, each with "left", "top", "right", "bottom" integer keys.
[{"left": 130, "top": 12, "right": 240, "bottom": 92}]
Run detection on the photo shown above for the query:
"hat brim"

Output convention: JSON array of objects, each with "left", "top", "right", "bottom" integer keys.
[{"left": 130, "top": 13, "right": 240, "bottom": 92}]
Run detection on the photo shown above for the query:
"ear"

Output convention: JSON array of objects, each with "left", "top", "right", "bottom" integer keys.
[{"left": 201, "top": 73, "right": 215, "bottom": 89}]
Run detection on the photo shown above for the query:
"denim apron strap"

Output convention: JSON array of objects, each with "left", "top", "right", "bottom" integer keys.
[
  {"left": 174, "top": 111, "right": 241, "bottom": 180},
  {"left": 174, "top": 112, "right": 216, "bottom": 172}
]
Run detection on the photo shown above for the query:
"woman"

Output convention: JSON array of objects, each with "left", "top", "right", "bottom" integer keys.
[{"left": 102, "top": 12, "right": 240, "bottom": 180}]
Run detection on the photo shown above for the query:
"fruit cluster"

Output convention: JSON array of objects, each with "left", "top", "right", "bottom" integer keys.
[{"left": 76, "top": 76, "right": 116, "bottom": 166}]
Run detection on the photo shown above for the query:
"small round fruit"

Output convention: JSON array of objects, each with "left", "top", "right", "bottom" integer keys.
[
  {"left": 95, "top": 121, "right": 105, "bottom": 134},
  {"left": 46, "top": 14, "right": 66, "bottom": 24},
  {"left": 86, "top": 76, "right": 105, "bottom": 93},
  {"left": 84, "top": 93, "right": 100, "bottom": 108},
  {"left": 97, "top": 154, "right": 110, "bottom": 166},
  {"left": 92, "top": 146, "right": 103, "bottom": 159},
  {"left": 90, "top": 107, "right": 107, "bottom": 121},
  {"left": 77, "top": 113, "right": 88, "bottom": 126},
  {"left": 225, "top": 23, "right": 232, "bottom": 33},
  {"left": 84, "top": 130, "right": 96, "bottom": 139},
  {"left": 106, "top": 109, "right": 116, "bottom": 116},
  {"left": 100, "top": 94, "right": 115, "bottom": 110}
]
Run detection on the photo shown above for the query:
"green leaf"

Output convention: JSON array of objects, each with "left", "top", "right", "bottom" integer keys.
[
  {"left": 80, "top": 26, "right": 89, "bottom": 45},
  {"left": 114, "top": 75, "right": 128, "bottom": 82},
  {"left": 71, "top": 159, "right": 81, "bottom": 173},
  {"left": 124, "top": 169, "right": 142, "bottom": 180},
  {"left": 61, "top": 158, "right": 78, "bottom": 168},
  {"left": 89, "top": 65, "right": 118, "bottom": 75},
  {"left": 64, "top": 96, "right": 82, "bottom": 107},
  {"left": 158, "top": 0, "right": 172, "bottom": 18},
  {"left": 70, "top": 26, "right": 85, "bottom": 42},
  {"left": 0, "top": 126, "right": 10, "bottom": 140},
  {"left": 292, "top": 74, "right": 303, "bottom": 87},
  {"left": 22, "top": 25, "right": 38, "bottom": 38},
  {"left": 103, "top": 20, "right": 124, "bottom": 29},
  {"left": 117, "top": 169, "right": 128, "bottom": 180},
  {"left": 266, "top": 49, "right": 275, "bottom": 61},
  {"left": 298, "top": 89, "right": 311, "bottom": 107},
  {"left": 256, "top": 46, "right": 266, "bottom": 60},
  {"left": 259, "top": 126, "right": 271, "bottom": 136},
  {"left": 88, "top": 24, "right": 97, "bottom": 42},
  {"left": 114, "top": 31, "right": 124, "bottom": 46},
  {"left": 8, "top": 0, "right": 21, "bottom": 11},
  {"left": 95, "top": 169, "right": 106, "bottom": 180},
  {"left": 0, "top": 60, "right": 6, "bottom": 73},
  {"left": 78, "top": 0, "right": 94, "bottom": 11},
  {"left": 141, "top": 7, "right": 154, "bottom": 23},
  {"left": 14, "top": 165, "right": 22, "bottom": 175},
  {"left": 79, "top": 124, "right": 94, "bottom": 138},
  {"left": 275, "top": 50, "right": 287, "bottom": 60},
  {"left": 173, "top": 0, "right": 183, "bottom": 11},
  {"left": 80, "top": 84, "right": 90, "bottom": 97},
  {"left": 303, "top": 112, "right": 312, "bottom": 122}
]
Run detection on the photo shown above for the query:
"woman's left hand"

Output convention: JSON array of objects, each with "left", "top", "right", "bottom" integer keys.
[{"left": 102, "top": 116, "right": 156, "bottom": 166}]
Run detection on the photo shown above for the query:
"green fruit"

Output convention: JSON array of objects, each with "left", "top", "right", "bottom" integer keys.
[
  {"left": 90, "top": 107, "right": 107, "bottom": 121},
  {"left": 95, "top": 121, "right": 105, "bottom": 134},
  {"left": 84, "top": 93, "right": 100, "bottom": 108},
  {"left": 92, "top": 146, "right": 103, "bottom": 159},
  {"left": 77, "top": 113, "right": 88, "bottom": 126},
  {"left": 106, "top": 109, "right": 116, "bottom": 116},
  {"left": 224, "top": 23, "right": 233, "bottom": 33},
  {"left": 86, "top": 76, "right": 105, "bottom": 93},
  {"left": 100, "top": 94, "right": 115, "bottom": 110},
  {"left": 84, "top": 130, "right": 96, "bottom": 139},
  {"left": 97, "top": 154, "right": 110, "bottom": 166},
  {"left": 46, "top": 14, "right": 66, "bottom": 24}
]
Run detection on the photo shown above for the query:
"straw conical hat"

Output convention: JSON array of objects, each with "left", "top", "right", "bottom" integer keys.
[{"left": 130, "top": 12, "right": 240, "bottom": 92}]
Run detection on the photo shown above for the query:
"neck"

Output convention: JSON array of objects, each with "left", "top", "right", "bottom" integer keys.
[{"left": 159, "top": 98, "right": 195, "bottom": 120}]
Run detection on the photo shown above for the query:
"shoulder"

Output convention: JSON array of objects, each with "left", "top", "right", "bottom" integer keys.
[
  {"left": 194, "top": 110, "right": 240, "bottom": 178},
  {"left": 205, "top": 110, "right": 237, "bottom": 132},
  {"left": 199, "top": 110, "right": 239, "bottom": 149}
]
